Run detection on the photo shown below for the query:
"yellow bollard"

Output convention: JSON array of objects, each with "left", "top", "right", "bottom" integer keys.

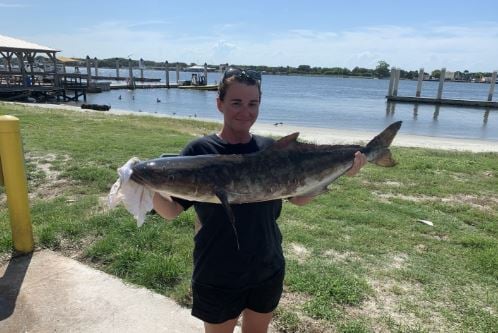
[
  {"left": 0, "top": 155, "right": 4, "bottom": 186},
  {"left": 0, "top": 115, "right": 34, "bottom": 253}
]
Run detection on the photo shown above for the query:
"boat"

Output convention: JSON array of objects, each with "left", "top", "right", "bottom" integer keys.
[
  {"left": 177, "top": 73, "right": 218, "bottom": 91},
  {"left": 184, "top": 65, "right": 217, "bottom": 72}
]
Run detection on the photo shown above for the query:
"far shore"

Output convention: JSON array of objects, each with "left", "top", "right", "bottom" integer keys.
[{"left": 4, "top": 101, "right": 498, "bottom": 153}]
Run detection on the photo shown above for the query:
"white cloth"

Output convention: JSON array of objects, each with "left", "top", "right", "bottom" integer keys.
[{"left": 108, "top": 157, "right": 155, "bottom": 226}]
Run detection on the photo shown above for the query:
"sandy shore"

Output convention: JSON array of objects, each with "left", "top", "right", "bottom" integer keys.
[
  {"left": 252, "top": 123, "right": 498, "bottom": 153},
  {"left": 4, "top": 102, "right": 498, "bottom": 153}
]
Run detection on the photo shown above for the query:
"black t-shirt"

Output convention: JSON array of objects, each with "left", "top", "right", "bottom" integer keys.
[{"left": 174, "top": 134, "right": 285, "bottom": 289}]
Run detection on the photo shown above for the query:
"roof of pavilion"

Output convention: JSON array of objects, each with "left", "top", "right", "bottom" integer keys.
[{"left": 0, "top": 34, "right": 59, "bottom": 53}]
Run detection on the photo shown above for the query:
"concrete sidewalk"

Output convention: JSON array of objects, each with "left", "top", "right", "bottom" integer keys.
[{"left": 0, "top": 250, "right": 205, "bottom": 332}]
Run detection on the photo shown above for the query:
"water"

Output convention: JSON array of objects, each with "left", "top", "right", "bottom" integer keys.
[{"left": 68, "top": 68, "right": 498, "bottom": 141}]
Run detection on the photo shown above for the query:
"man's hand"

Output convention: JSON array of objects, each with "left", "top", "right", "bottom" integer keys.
[{"left": 346, "top": 151, "right": 367, "bottom": 176}]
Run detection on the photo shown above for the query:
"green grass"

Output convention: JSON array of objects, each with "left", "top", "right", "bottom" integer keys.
[{"left": 1, "top": 102, "right": 497, "bottom": 332}]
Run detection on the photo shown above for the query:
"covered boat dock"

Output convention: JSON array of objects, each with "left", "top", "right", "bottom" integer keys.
[{"left": 0, "top": 34, "right": 86, "bottom": 102}]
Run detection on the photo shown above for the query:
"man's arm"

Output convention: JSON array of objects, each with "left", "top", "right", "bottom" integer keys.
[{"left": 153, "top": 193, "right": 185, "bottom": 220}]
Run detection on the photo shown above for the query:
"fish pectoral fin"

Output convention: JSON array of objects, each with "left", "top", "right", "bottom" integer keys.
[{"left": 214, "top": 189, "right": 240, "bottom": 250}]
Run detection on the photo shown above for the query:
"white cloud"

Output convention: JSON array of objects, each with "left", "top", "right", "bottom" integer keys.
[
  {"left": 210, "top": 40, "right": 237, "bottom": 64},
  {"left": 127, "top": 20, "right": 170, "bottom": 29},
  {"left": 0, "top": 2, "right": 28, "bottom": 7},
  {"left": 238, "top": 24, "right": 498, "bottom": 71},
  {"left": 31, "top": 22, "right": 498, "bottom": 72}
]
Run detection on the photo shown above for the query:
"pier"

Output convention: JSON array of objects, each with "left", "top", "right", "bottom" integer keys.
[
  {"left": 386, "top": 67, "right": 498, "bottom": 109},
  {"left": 110, "top": 83, "right": 177, "bottom": 89},
  {"left": 0, "top": 32, "right": 222, "bottom": 102},
  {"left": 82, "top": 58, "right": 223, "bottom": 91},
  {"left": 0, "top": 35, "right": 87, "bottom": 102}
]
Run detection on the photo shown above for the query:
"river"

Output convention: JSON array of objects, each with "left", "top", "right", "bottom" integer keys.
[{"left": 66, "top": 68, "right": 498, "bottom": 141}]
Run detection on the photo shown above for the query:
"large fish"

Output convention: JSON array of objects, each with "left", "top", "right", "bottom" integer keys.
[{"left": 128, "top": 121, "right": 402, "bottom": 249}]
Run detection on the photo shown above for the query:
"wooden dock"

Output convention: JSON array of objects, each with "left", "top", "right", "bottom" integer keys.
[
  {"left": 387, "top": 67, "right": 498, "bottom": 109},
  {"left": 178, "top": 84, "right": 218, "bottom": 91},
  {"left": 387, "top": 96, "right": 498, "bottom": 109},
  {"left": 89, "top": 75, "right": 160, "bottom": 82},
  {"left": 108, "top": 82, "right": 218, "bottom": 91},
  {"left": 109, "top": 83, "right": 179, "bottom": 89},
  {"left": 0, "top": 35, "right": 87, "bottom": 103},
  {"left": 0, "top": 74, "right": 87, "bottom": 102},
  {"left": 0, "top": 86, "right": 62, "bottom": 101},
  {"left": 78, "top": 58, "right": 225, "bottom": 91}
]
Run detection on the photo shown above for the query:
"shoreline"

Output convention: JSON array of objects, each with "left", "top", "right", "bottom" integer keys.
[
  {"left": 252, "top": 123, "right": 498, "bottom": 153},
  {"left": 3, "top": 101, "right": 498, "bottom": 153}
]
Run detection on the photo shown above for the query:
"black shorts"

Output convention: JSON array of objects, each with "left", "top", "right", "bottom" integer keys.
[{"left": 191, "top": 269, "right": 285, "bottom": 324}]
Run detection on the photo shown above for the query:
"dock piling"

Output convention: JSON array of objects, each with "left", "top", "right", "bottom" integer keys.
[
  {"left": 165, "top": 60, "right": 170, "bottom": 88},
  {"left": 437, "top": 68, "right": 446, "bottom": 100},
  {"left": 204, "top": 63, "right": 208, "bottom": 84},
  {"left": 116, "top": 58, "right": 120, "bottom": 78},
  {"left": 50, "top": 52, "right": 59, "bottom": 89},
  {"left": 128, "top": 58, "right": 135, "bottom": 89},
  {"left": 219, "top": 64, "right": 225, "bottom": 84},
  {"left": 387, "top": 67, "right": 396, "bottom": 97},
  {"left": 488, "top": 71, "right": 497, "bottom": 101},
  {"left": 416, "top": 68, "right": 424, "bottom": 97},
  {"left": 139, "top": 58, "right": 144, "bottom": 80},
  {"left": 94, "top": 57, "right": 99, "bottom": 78},
  {"left": 393, "top": 69, "right": 401, "bottom": 97},
  {"left": 176, "top": 63, "right": 180, "bottom": 84},
  {"left": 86, "top": 55, "right": 91, "bottom": 86}
]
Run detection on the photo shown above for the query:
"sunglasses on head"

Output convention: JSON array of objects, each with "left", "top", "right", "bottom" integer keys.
[{"left": 222, "top": 68, "right": 262, "bottom": 82}]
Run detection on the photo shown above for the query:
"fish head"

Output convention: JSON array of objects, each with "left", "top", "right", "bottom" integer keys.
[{"left": 130, "top": 157, "right": 198, "bottom": 193}]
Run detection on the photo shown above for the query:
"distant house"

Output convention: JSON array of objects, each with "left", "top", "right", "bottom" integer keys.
[
  {"left": 444, "top": 70, "right": 455, "bottom": 80},
  {"left": 454, "top": 71, "right": 463, "bottom": 80},
  {"left": 482, "top": 76, "right": 496, "bottom": 83}
]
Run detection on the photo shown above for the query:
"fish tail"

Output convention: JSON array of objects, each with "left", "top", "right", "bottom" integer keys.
[{"left": 366, "top": 121, "right": 402, "bottom": 167}]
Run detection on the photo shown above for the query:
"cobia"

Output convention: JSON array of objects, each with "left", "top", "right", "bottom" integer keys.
[{"left": 127, "top": 121, "right": 403, "bottom": 249}]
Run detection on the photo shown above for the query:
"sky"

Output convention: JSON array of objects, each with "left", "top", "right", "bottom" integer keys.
[{"left": 1, "top": 0, "right": 498, "bottom": 72}]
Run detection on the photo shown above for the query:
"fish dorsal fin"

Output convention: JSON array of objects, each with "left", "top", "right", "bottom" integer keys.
[{"left": 270, "top": 132, "right": 300, "bottom": 150}]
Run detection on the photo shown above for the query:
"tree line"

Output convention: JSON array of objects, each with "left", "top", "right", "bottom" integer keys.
[{"left": 31, "top": 55, "right": 495, "bottom": 80}]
